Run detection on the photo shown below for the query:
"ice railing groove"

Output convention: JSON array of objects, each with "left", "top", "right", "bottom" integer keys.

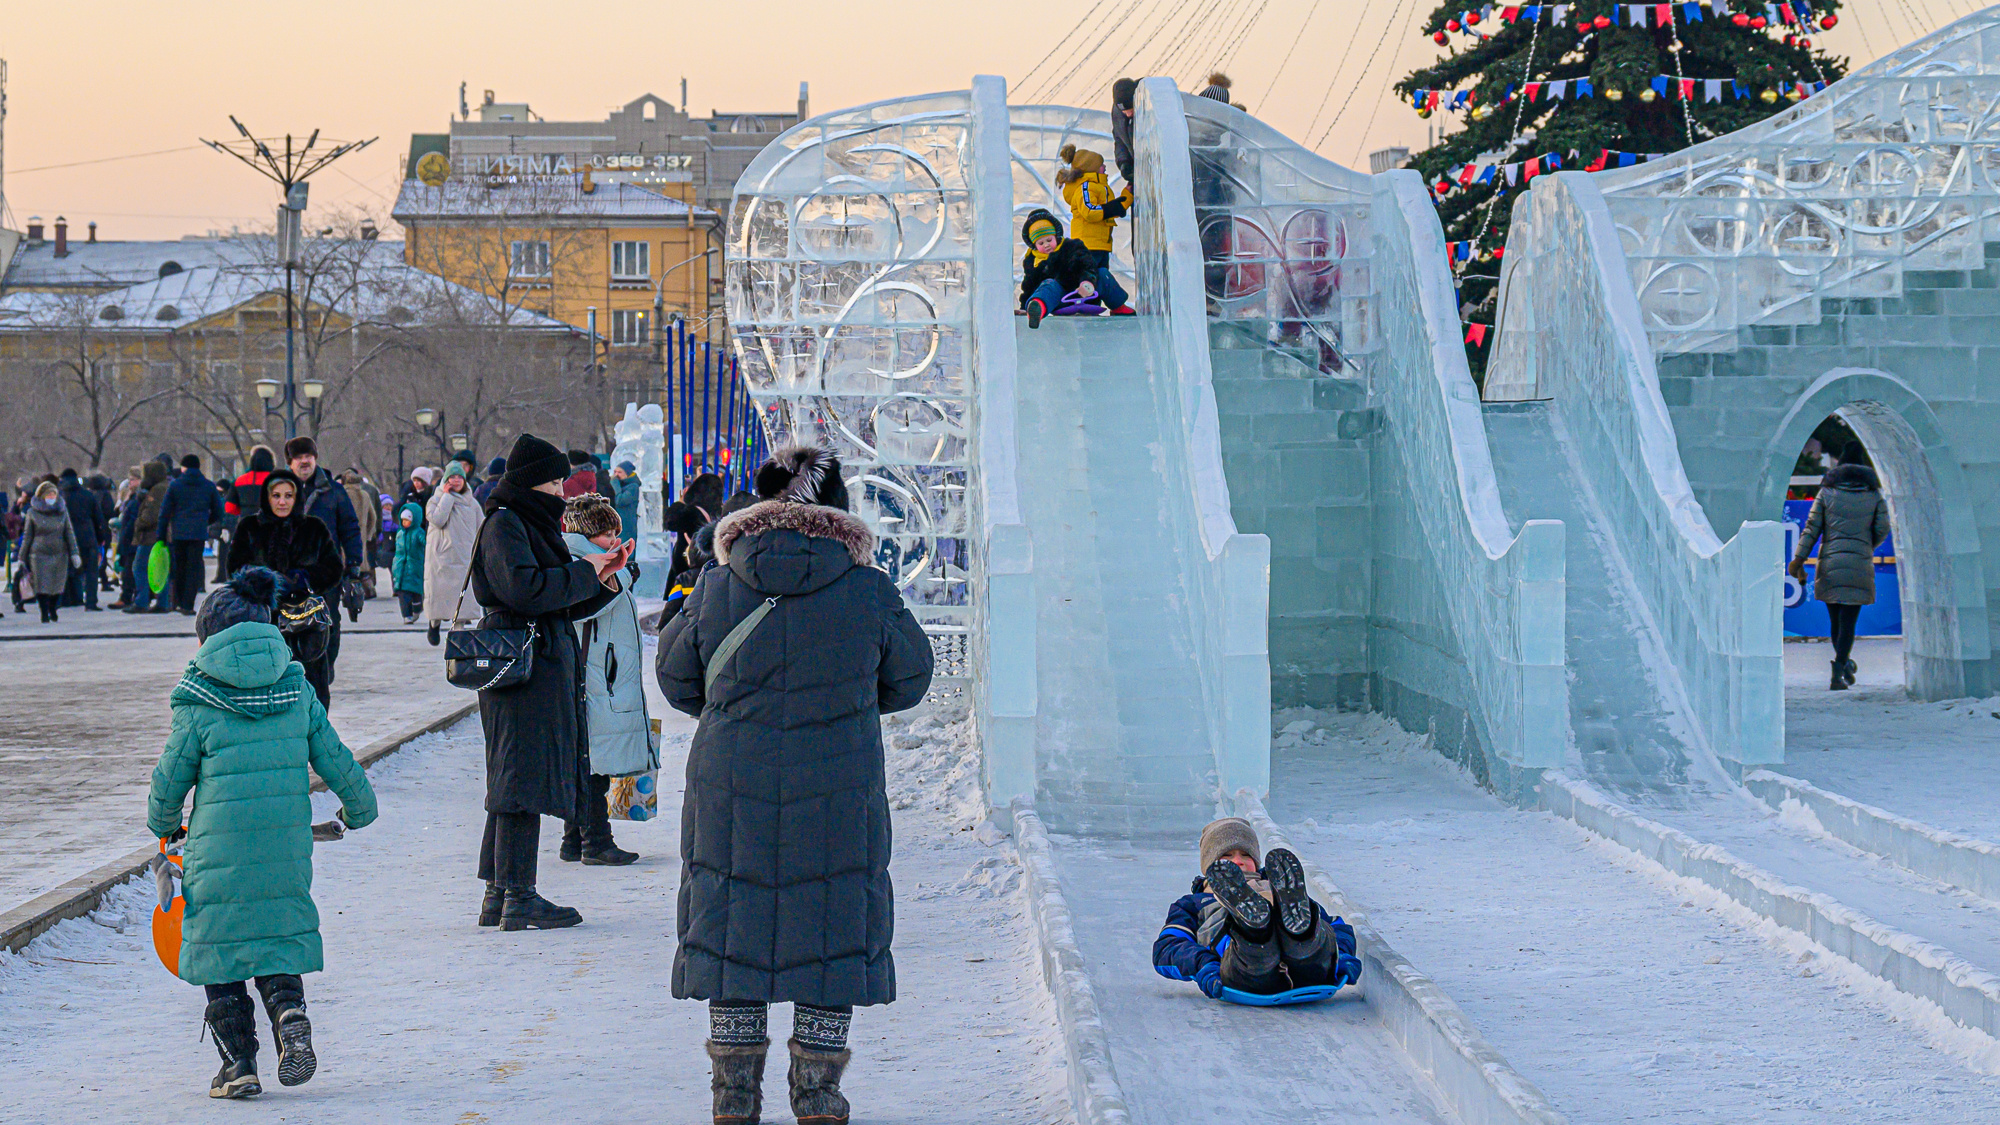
[
  {"left": 1499, "top": 171, "right": 1784, "bottom": 770},
  {"left": 726, "top": 91, "right": 978, "bottom": 684},
  {"left": 1592, "top": 8, "right": 2000, "bottom": 356},
  {"left": 1132, "top": 77, "right": 1272, "bottom": 798},
  {"left": 1373, "top": 171, "right": 1568, "bottom": 771}
]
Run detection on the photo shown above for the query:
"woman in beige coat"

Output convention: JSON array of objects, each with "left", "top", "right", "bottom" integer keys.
[{"left": 422, "top": 461, "right": 484, "bottom": 643}]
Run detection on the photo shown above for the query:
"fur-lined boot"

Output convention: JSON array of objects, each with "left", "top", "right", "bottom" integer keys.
[
  {"left": 787, "top": 1038, "right": 852, "bottom": 1125},
  {"left": 203, "top": 994, "right": 261, "bottom": 1099},
  {"left": 707, "top": 1039, "right": 768, "bottom": 1124}
]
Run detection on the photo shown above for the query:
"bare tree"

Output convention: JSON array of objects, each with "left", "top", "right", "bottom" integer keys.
[{"left": 15, "top": 289, "right": 180, "bottom": 471}]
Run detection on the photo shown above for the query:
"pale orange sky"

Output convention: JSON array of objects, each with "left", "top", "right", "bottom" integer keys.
[{"left": 0, "top": 0, "right": 1903, "bottom": 241}]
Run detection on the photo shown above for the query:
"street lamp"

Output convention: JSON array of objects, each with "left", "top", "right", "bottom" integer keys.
[{"left": 415, "top": 407, "right": 438, "bottom": 430}]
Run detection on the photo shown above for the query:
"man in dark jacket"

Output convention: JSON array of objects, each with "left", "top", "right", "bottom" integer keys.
[
  {"left": 286, "top": 437, "right": 365, "bottom": 680},
  {"left": 57, "top": 469, "right": 104, "bottom": 610},
  {"left": 124, "top": 460, "right": 172, "bottom": 613},
  {"left": 155, "top": 455, "right": 224, "bottom": 615},
  {"left": 656, "top": 443, "right": 932, "bottom": 1125},
  {"left": 1111, "top": 76, "right": 1137, "bottom": 188},
  {"left": 469, "top": 433, "right": 628, "bottom": 932},
  {"left": 473, "top": 456, "right": 506, "bottom": 507}
]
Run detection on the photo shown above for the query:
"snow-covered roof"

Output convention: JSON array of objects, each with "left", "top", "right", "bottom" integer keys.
[
  {"left": 0, "top": 242, "right": 573, "bottom": 333},
  {"left": 1, "top": 236, "right": 255, "bottom": 290},
  {"left": 391, "top": 178, "right": 718, "bottom": 223}
]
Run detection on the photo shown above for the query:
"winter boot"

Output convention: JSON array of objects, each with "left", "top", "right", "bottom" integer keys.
[
  {"left": 706, "top": 1039, "right": 768, "bottom": 1124},
  {"left": 1026, "top": 297, "right": 1048, "bottom": 329},
  {"left": 478, "top": 881, "right": 505, "bottom": 927},
  {"left": 427, "top": 621, "right": 441, "bottom": 646},
  {"left": 203, "top": 993, "right": 261, "bottom": 1099},
  {"left": 787, "top": 1038, "right": 852, "bottom": 1125},
  {"left": 256, "top": 975, "right": 315, "bottom": 1087},
  {"left": 559, "top": 823, "right": 583, "bottom": 863},
  {"left": 1842, "top": 658, "right": 1858, "bottom": 687},
  {"left": 1204, "top": 858, "right": 1273, "bottom": 937},
  {"left": 581, "top": 842, "right": 639, "bottom": 866},
  {"left": 1830, "top": 661, "right": 1848, "bottom": 691},
  {"left": 500, "top": 886, "right": 582, "bottom": 931},
  {"left": 1262, "top": 848, "right": 1315, "bottom": 940}
]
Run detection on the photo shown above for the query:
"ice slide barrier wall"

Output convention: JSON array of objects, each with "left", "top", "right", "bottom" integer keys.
[{"left": 724, "top": 81, "right": 1267, "bottom": 832}]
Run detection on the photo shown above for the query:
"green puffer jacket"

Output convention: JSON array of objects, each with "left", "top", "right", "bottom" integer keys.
[
  {"left": 392, "top": 503, "right": 427, "bottom": 596},
  {"left": 147, "top": 622, "right": 379, "bottom": 985}
]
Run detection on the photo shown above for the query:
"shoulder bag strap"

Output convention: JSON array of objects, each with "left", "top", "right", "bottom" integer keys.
[
  {"left": 704, "top": 596, "right": 779, "bottom": 696},
  {"left": 452, "top": 505, "right": 501, "bottom": 624}
]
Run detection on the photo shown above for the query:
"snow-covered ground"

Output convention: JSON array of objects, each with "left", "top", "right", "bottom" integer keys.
[
  {"left": 0, "top": 675, "right": 1071, "bottom": 1123},
  {"left": 1265, "top": 709, "right": 2000, "bottom": 1124}
]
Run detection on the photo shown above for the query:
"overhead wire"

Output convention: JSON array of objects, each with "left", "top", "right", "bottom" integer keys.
[
  {"left": 1301, "top": 0, "right": 1379, "bottom": 141},
  {"left": 1181, "top": 0, "right": 1256, "bottom": 85},
  {"left": 1117, "top": 0, "right": 1208, "bottom": 81},
  {"left": 1217, "top": 0, "right": 1276, "bottom": 74},
  {"left": 1156, "top": 0, "right": 1237, "bottom": 79},
  {"left": 1349, "top": 0, "right": 1424, "bottom": 165},
  {"left": 1024, "top": 0, "right": 1123, "bottom": 100},
  {"left": 1077, "top": 0, "right": 1179, "bottom": 103},
  {"left": 1017, "top": 0, "right": 1119, "bottom": 94},
  {"left": 1254, "top": 0, "right": 1327, "bottom": 111},
  {"left": 1030, "top": 0, "right": 1131, "bottom": 102},
  {"left": 1314, "top": 0, "right": 1412, "bottom": 150},
  {"left": 1044, "top": 0, "right": 1154, "bottom": 103}
]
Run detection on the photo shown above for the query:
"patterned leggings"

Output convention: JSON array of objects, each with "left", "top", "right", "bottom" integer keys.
[{"left": 710, "top": 1000, "right": 852, "bottom": 1051}]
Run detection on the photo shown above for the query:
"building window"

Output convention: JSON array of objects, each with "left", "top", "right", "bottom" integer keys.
[
  {"left": 611, "top": 240, "right": 650, "bottom": 280},
  {"left": 611, "top": 308, "right": 650, "bottom": 346},
  {"left": 510, "top": 240, "right": 551, "bottom": 277}
]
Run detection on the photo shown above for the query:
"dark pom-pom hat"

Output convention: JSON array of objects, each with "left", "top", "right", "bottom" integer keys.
[{"left": 196, "top": 567, "right": 282, "bottom": 642}]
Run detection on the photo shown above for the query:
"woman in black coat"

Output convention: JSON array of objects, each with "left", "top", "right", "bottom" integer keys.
[
  {"left": 226, "top": 469, "right": 345, "bottom": 706},
  {"left": 657, "top": 444, "right": 932, "bottom": 1125},
  {"left": 468, "top": 434, "right": 629, "bottom": 932}
]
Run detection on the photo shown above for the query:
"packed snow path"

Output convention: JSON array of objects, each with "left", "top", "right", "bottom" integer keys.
[
  {"left": 0, "top": 695, "right": 1073, "bottom": 1122},
  {"left": 1044, "top": 829, "right": 1453, "bottom": 1124},
  {"left": 1016, "top": 318, "right": 1217, "bottom": 836},
  {"left": 1265, "top": 712, "right": 2000, "bottom": 1124}
]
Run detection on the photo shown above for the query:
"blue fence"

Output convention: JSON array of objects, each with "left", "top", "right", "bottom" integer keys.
[
  {"left": 663, "top": 318, "right": 765, "bottom": 502},
  {"left": 1782, "top": 498, "right": 1902, "bottom": 638}
]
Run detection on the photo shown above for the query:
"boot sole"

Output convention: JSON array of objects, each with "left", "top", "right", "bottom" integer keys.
[
  {"left": 1204, "top": 860, "right": 1272, "bottom": 932},
  {"left": 276, "top": 1023, "right": 317, "bottom": 1087},
  {"left": 501, "top": 913, "right": 582, "bottom": 931},
  {"left": 580, "top": 852, "right": 638, "bottom": 866},
  {"left": 210, "top": 1075, "right": 261, "bottom": 1099},
  {"left": 1263, "top": 848, "right": 1314, "bottom": 939}
]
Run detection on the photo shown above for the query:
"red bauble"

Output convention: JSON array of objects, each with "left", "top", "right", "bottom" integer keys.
[
  {"left": 1799, "top": 36, "right": 1812, "bottom": 47},
  {"left": 1732, "top": 12, "right": 1749, "bottom": 25},
  {"left": 1446, "top": 18, "right": 1460, "bottom": 30},
  {"left": 1435, "top": 30, "right": 1450, "bottom": 43},
  {"left": 1783, "top": 34, "right": 1795, "bottom": 46},
  {"left": 1820, "top": 13, "right": 1837, "bottom": 29},
  {"left": 1593, "top": 14, "right": 1611, "bottom": 27},
  {"left": 1436, "top": 180, "right": 1452, "bottom": 194},
  {"left": 1493, "top": 247, "right": 1505, "bottom": 260},
  {"left": 1751, "top": 15, "right": 1767, "bottom": 28},
  {"left": 1466, "top": 10, "right": 1481, "bottom": 24}
]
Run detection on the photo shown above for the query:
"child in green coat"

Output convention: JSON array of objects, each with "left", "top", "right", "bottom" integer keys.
[
  {"left": 391, "top": 501, "right": 426, "bottom": 623},
  {"left": 148, "top": 567, "right": 379, "bottom": 1099}
]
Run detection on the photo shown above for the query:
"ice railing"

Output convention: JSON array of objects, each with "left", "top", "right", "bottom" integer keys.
[
  {"left": 726, "top": 91, "right": 978, "bottom": 685},
  {"left": 1181, "top": 92, "right": 1378, "bottom": 381},
  {"left": 1373, "top": 171, "right": 1568, "bottom": 770},
  {"left": 1513, "top": 171, "right": 1785, "bottom": 768},
  {"left": 1594, "top": 9, "right": 2000, "bottom": 355},
  {"left": 1133, "top": 77, "right": 1272, "bottom": 797}
]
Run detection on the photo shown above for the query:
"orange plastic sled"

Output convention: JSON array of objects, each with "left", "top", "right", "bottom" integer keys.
[{"left": 151, "top": 841, "right": 184, "bottom": 978}]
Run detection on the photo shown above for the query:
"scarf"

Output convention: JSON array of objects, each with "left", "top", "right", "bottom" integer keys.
[{"left": 488, "top": 479, "right": 568, "bottom": 556}]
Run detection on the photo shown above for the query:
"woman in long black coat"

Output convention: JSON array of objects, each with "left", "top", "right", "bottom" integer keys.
[
  {"left": 226, "top": 470, "right": 344, "bottom": 706},
  {"left": 657, "top": 444, "right": 931, "bottom": 1125},
  {"left": 468, "top": 434, "right": 627, "bottom": 931}
]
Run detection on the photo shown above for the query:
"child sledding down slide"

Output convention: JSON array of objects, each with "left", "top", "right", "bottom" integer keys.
[
  {"left": 1019, "top": 208, "right": 1135, "bottom": 328},
  {"left": 1154, "top": 818, "right": 1362, "bottom": 1002}
]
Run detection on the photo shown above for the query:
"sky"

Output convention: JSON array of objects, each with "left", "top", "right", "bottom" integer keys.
[{"left": 0, "top": 0, "right": 1924, "bottom": 242}]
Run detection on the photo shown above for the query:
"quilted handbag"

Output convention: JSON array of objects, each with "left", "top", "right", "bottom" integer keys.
[{"left": 441, "top": 555, "right": 537, "bottom": 691}]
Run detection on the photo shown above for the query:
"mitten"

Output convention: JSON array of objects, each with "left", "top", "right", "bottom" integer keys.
[
  {"left": 1333, "top": 954, "right": 1362, "bottom": 989},
  {"left": 1194, "top": 960, "right": 1223, "bottom": 999}
]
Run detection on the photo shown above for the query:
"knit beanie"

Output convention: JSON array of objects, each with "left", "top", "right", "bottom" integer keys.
[
  {"left": 485, "top": 456, "right": 508, "bottom": 477},
  {"left": 1198, "top": 818, "right": 1260, "bottom": 874},
  {"left": 196, "top": 567, "right": 280, "bottom": 642},
  {"left": 568, "top": 449, "right": 594, "bottom": 468},
  {"left": 1025, "top": 215, "right": 1061, "bottom": 247},
  {"left": 451, "top": 449, "right": 478, "bottom": 469},
  {"left": 441, "top": 461, "right": 468, "bottom": 482},
  {"left": 1070, "top": 148, "right": 1105, "bottom": 175},
  {"left": 562, "top": 493, "right": 622, "bottom": 538},
  {"left": 501, "top": 433, "right": 569, "bottom": 489},
  {"left": 754, "top": 443, "right": 849, "bottom": 511},
  {"left": 1112, "top": 77, "right": 1138, "bottom": 108}
]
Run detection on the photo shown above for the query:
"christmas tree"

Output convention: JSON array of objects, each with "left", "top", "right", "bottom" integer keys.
[{"left": 1395, "top": 0, "right": 1849, "bottom": 373}]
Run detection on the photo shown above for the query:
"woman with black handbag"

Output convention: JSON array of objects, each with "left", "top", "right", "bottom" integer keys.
[
  {"left": 467, "top": 434, "right": 630, "bottom": 932},
  {"left": 226, "top": 470, "right": 343, "bottom": 707}
]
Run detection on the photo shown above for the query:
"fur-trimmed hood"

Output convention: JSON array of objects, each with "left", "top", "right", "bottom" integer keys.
[{"left": 714, "top": 500, "right": 873, "bottom": 566}]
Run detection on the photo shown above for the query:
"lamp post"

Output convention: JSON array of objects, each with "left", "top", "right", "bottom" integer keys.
[{"left": 202, "top": 118, "right": 375, "bottom": 440}]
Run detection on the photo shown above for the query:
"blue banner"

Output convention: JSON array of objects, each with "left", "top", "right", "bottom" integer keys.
[{"left": 1782, "top": 499, "right": 1900, "bottom": 637}]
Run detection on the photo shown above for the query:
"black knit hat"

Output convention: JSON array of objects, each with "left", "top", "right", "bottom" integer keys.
[
  {"left": 502, "top": 433, "right": 569, "bottom": 489},
  {"left": 754, "top": 443, "right": 849, "bottom": 510},
  {"left": 196, "top": 567, "right": 280, "bottom": 642},
  {"left": 1112, "top": 77, "right": 1138, "bottom": 108}
]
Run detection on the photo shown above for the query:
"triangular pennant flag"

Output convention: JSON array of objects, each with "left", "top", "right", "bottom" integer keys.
[
  {"left": 1654, "top": 3, "right": 1670, "bottom": 25},
  {"left": 1733, "top": 80, "right": 1749, "bottom": 100},
  {"left": 1523, "top": 4, "right": 1542, "bottom": 19},
  {"left": 1680, "top": 78, "right": 1695, "bottom": 100},
  {"left": 1458, "top": 163, "right": 1478, "bottom": 185},
  {"left": 1576, "top": 78, "right": 1595, "bottom": 98},
  {"left": 1626, "top": 4, "right": 1646, "bottom": 25},
  {"left": 1524, "top": 156, "right": 1542, "bottom": 180},
  {"left": 1546, "top": 151, "right": 1563, "bottom": 171},
  {"left": 1778, "top": 1, "right": 1796, "bottom": 23},
  {"left": 1617, "top": 152, "right": 1638, "bottom": 167},
  {"left": 1525, "top": 82, "right": 1544, "bottom": 102},
  {"left": 1650, "top": 76, "right": 1671, "bottom": 98},
  {"left": 1428, "top": 90, "right": 1442, "bottom": 109},
  {"left": 1684, "top": 1, "right": 1701, "bottom": 21},
  {"left": 1477, "top": 165, "right": 1498, "bottom": 184},
  {"left": 1705, "top": 79, "right": 1723, "bottom": 102},
  {"left": 1465, "top": 323, "right": 1490, "bottom": 346},
  {"left": 1553, "top": 4, "right": 1570, "bottom": 22},
  {"left": 1501, "top": 4, "right": 1520, "bottom": 19},
  {"left": 1504, "top": 163, "right": 1521, "bottom": 185},
  {"left": 1713, "top": 0, "right": 1730, "bottom": 14},
  {"left": 1586, "top": 149, "right": 1608, "bottom": 173}
]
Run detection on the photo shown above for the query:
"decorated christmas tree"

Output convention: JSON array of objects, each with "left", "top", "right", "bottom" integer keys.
[{"left": 1395, "top": 0, "right": 1849, "bottom": 370}]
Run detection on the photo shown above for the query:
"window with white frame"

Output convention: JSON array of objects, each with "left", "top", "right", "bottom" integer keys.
[
  {"left": 510, "top": 239, "right": 551, "bottom": 277},
  {"left": 611, "top": 240, "right": 650, "bottom": 280},
  {"left": 611, "top": 308, "right": 649, "bottom": 346}
]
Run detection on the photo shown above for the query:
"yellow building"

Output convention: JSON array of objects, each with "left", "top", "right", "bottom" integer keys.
[{"left": 391, "top": 174, "right": 723, "bottom": 355}]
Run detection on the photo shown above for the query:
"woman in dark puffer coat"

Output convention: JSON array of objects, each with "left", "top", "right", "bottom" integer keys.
[
  {"left": 658, "top": 444, "right": 931, "bottom": 1125},
  {"left": 1789, "top": 442, "right": 1892, "bottom": 691},
  {"left": 227, "top": 471, "right": 345, "bottom": 708}
]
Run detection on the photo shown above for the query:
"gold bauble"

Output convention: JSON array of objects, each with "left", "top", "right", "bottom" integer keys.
[
  {"left": 1760, "top": 88, "right": 1779, "bottom": 103},
  {"left": 1418, "top": 107, "right": 1434, "bottom": 118},
  {"left": 1639, "top": 88, "right": 1657, "bottom": 103},
  {"left": 1785, "top": 87, "right": 1803, "bottom": 101},
  {"left": 1605, "top": 87, "right": 1624, "bottom": 101}
]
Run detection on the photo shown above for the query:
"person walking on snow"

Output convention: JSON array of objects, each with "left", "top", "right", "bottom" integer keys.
[
  {"left": 227, "top": 471, "right": 346, "bottom": 708},
  {"left": 285, "top": 438, "right": 365, "bottom": 689},
  {"left": 21, "top": 481, "right": 80, "bottom": 623},
  {"left": 423, "top": 460, "right": 485, "bottom": 644},
  {"left": 156, "top": 454, "right": 225, "bottom": 615},
  {"left": 558, "top": 493, "right": 653, "bottom": 865},
  {"left": 1789, "top": 442, "right": 1891, "bottom": 691},
  {"left": 57, "top": 468, "right": 104, "bottom": 610},
  {"left": 148, "top": 567, "right": 378, "bottom": 1100},
  {"left": 391, "top": 502, "right": 427, "bottom": 624},
  {"left": 469, "top": 433, "right": 631, "bottom": 932},
  {"left": 658, "top": 443, "right": 933, "bottom": 1125}
]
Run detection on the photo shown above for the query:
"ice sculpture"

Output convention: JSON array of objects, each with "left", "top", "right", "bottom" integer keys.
[{"left": 639, "top": 403, "right": 665, "bottom": 557}]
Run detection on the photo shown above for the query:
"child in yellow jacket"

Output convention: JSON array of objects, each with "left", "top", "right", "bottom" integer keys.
[{"left": 1057, "top": 144, "right": 1131, "bottom": 270}]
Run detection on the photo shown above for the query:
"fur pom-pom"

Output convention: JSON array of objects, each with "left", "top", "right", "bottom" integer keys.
[
  {"left": 229, "top": 566, "right": 282, "bottom": 610},
  {"left": 1205, "top": 72, "right": 1232, "bottom": 90},
  {"left": 1060, "top": 143, "right": 1077, "bottom": 164}
]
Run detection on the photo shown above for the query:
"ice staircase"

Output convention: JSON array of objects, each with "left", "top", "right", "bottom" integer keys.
[{"left": 1015, "top": 318, "right": 1219, "bottom": 834}]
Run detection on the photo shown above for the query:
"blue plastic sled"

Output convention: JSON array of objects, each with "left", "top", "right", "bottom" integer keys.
[{"left": 1219, "top": 984, "right": 1344, "bottom": 1007}]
